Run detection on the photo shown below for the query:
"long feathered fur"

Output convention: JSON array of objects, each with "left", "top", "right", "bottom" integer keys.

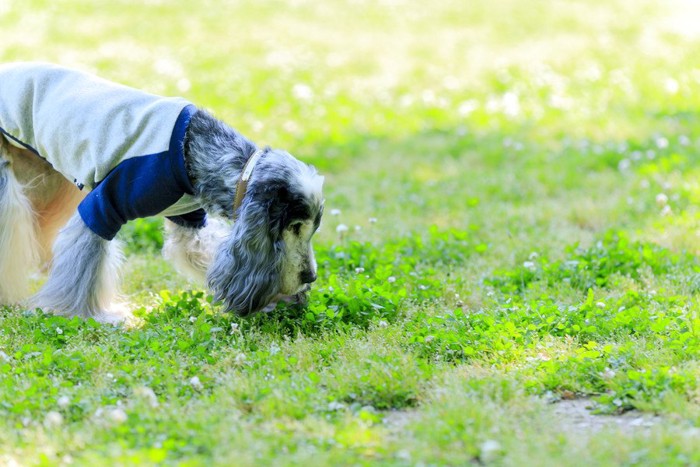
[
  {"left": 162, "top": 217, "right": 229, "bottom": 285},
  {"left": 186, "top": 110, "right": 324, "bottom": 315},
  {"left": 31, "top": 213, "right": 123, "bottom": 320},
  {"left": 0, "top": 157, "right": 40, "bottom": 303}
]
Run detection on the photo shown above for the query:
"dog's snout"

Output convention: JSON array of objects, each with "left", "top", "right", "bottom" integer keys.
[{"left": 300, "top": 270, "right": 317, "bottom": 284}]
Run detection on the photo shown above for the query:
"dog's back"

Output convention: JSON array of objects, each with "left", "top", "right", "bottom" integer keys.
[{"left": 0, "top": 62, "right": 190, "bottom": 191}]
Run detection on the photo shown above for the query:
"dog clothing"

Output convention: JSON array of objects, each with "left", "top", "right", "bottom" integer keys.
[{"left": 0, "top": 62, "right": 206, "bottom": 239}]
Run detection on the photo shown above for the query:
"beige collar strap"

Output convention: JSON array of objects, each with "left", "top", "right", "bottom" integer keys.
[{"left": 233, "top": 148, "right": 266, "bottom": 220}]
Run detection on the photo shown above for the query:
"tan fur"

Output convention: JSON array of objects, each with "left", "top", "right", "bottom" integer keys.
[
  {"left": 0, "top": 140, "right": 40, "bottom": 302},
  {"left": 3, "top": 141, "right": 86, "bottom": 263},
  {"left": 163, "top": 218, "right": 229, "bottom": 285}
]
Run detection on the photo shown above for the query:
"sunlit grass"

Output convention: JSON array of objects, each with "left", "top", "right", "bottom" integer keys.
[{"left": 2, "top": 0, "right": 700, "bottom": 464}]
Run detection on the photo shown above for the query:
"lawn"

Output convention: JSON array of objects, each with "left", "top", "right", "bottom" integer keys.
[{"left": 2, "top": 0, "right": 700, "bottom": 464}]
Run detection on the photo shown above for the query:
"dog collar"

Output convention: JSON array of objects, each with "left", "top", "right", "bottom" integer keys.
[{"left": 233, "top": 148, "right": 266, "bottom": 220}]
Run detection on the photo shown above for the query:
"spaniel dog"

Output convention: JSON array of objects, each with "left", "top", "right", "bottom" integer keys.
[{"left": 0, "top": 62, "right": 324, "bottom": 322}]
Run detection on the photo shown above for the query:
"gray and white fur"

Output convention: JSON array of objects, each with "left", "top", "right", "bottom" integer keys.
[{"left": 0, "top": 108, "right": 324, "bottom": 321}]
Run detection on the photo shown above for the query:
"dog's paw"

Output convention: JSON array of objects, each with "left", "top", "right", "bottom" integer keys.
[{"left": 92, "top": 302, "right": 135, "bottom": 326}]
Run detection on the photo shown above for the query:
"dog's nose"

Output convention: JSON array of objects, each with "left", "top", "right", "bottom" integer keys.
[{"left": 300, "top": 270, "right": 317, "bottom": 284}]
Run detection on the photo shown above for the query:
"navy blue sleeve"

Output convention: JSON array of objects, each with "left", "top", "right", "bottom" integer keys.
[
  {"left": 78, "top": 151, "right": 189, "bottom": 240},
  {"left": 78, "top": 105, "right": 197, "bottom": 240},
  {"left": 166, "top": 209, "right": 208, "bottom": 229}
]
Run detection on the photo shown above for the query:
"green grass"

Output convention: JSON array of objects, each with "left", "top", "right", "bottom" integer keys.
[{"left": 3, "top": 0, "right": 700, "bottom": 464}]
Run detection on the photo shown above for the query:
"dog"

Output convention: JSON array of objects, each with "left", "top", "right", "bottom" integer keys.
[{"left": 0, "top": 62, "right": 324, "bottom": 322}]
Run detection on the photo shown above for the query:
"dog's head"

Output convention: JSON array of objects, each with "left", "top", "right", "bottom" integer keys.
[{"left": 207, "top": 149, "right": 324, "bottom": 316}]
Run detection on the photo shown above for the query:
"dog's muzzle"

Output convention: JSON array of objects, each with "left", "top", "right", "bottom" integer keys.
[{"left": 260, "top": 285, "right": 311, "bottom": 313}]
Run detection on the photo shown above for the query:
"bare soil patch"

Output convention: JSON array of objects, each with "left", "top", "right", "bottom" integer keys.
[{"left": 551, "top": 399, "right": 661, "bottom": 435}]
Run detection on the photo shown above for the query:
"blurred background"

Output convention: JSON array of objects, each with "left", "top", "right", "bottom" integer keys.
[{"left": 2, "top": 0, "right": 700, "bottom": 258}]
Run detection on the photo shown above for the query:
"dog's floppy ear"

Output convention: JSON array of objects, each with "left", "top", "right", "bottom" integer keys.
[{"left": 207, "top": 188, "right": 284, "bottom": 316}]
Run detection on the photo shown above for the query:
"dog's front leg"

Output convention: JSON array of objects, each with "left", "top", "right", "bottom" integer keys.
[
  {"left": 32, "top": 212, "right": 123, "bottom": 321},
  {"left": 162, "top": 218, "right": 228, "bottom": 285}
]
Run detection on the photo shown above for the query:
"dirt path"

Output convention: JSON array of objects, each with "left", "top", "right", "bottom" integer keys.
[{"left": 551, "top": 399, "right": 661, "bottom": 435}]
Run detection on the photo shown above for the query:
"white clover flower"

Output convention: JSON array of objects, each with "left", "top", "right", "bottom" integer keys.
[
  {"left": 355, "top": 267, "right": 365, "bottom": 274},
  {"left": 679, "top": 135, "right": 691, "bottom": 146},
  {"left": 655, "top": 193, "right": 668, "bottom": 206},
  {"left": 378, "top": 320, "right": 389, "bottom": 328},
  {"left": 368, "top": 217, "right": 377, "bottom": 224},
  {"left": 134, "top": 386, "right": 159, "bottom": 408},
  {"left": 57, "top": 396, "right": 71, "bottom": 408},
  {"left": 523, "top": 261, "right": 536, "bottom": 271},
  {"left": 109, "top": 408, "right": 128, "bottom": 424},
  {"left": 618, "top": 159, "right": 631, "bottom": 172},
  {"left": 328, "top": 401, "right": 346, "bottom": 411},
  {"left": 336, "top": 224, "right": 349, "bottom": 233},
  {"left": 189, "top": 376, "right": 203, "bottom": 391},
  {"left": 292, "top": 83, "right": 314, "bottom": 100},
  {"left": 154, "top": 58, "right": 183, "bottom": 77},
  {"left": 655, "top": 136, "right": 669, "bottom": 149},
  {"left": 596, "top": 302, "right": 606, "bottom": 309},
  {"left": 234, "top": 352, "right": 247, "bottom": 366},
  {"left": 479, "top": 440, "right": 502, "bottom": 463},
  {"left": 189, "top": 316, "right": 197, "bottom": 323},
  {"left": 44, "top": 411, "right": 64, "bottom": 428},
  {"left": 354, "top": 225, "right": 362, "bottom": 231},
  {"left": 399, "top": 95, "right": 414, "bottom": 107},
  {"left": 387, "top": 276, "right": 396, "bottom": 283},
  {"left": 458, "top": 100, "right": 478, "bottom": 116},
  {"left": 502, "top": 92, "right": 520, "bottom": 117},
  {"left": 661, "top": 205, "right": 672, "bottom": 217},
  {"left": 55, "top": 327, "right": 63, "bottom": 335},
  {"left": 283, "top": 120, "right": 299, "bottom": 133},
  {"left": 330, "top": 208, "right": 341, "bottom": 216},
  {"left": 177, "top": 78, "right": 191, "bottom": 93},
  {"left": 269, "top": 343, "right": 280, "bottom": 356},
  {"left": 664, "top": 78, "right": 679, "bottom": 94},
  {"left": 252, "top": 120, "right": 264, "bottom": 132}
]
